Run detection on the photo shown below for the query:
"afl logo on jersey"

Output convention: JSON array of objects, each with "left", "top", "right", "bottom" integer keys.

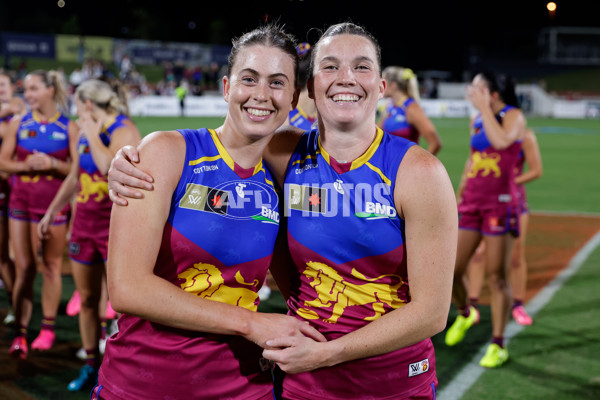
[
  {"left": 179, "top": 181, "right": 279, "bottom": 223},
  {"left": 19, "top": 129, "right": 37, "bottom": 140}
]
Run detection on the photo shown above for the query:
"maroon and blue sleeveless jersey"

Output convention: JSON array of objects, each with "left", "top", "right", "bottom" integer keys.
[
  {"left": 72, "top": 114, "right": 129, "bottom": 236},
  {"left": 9, "top": 111, "right": 71, "bottom": 216},
  {"left": 289, "top": 106, "right": 316, "bottom": 131},
  {"left": 281, "top": 128, "right": 437, "bottom": 399},
  {"left": 98, "top": 128, "right": 279, "bottom": 400},
  {"left": 381, "top": 97, "right": 419, "bottom": 144},
  {"left": 459, "top": 106, "right": 523, "bottom": 212}
]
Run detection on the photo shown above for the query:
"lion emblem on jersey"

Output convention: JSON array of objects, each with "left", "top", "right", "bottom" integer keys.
[
  {"left": 468, "top": 151, "right": 501, "bottom": 178},
  {"left": 296, "top": 261, "right": 406, "bottom": 323},
  {"left": 78, "top": 173, "right": 108, "bottom": 203},
  {"left": 178, "top": 263, "right": 260, "bottom": 311}
]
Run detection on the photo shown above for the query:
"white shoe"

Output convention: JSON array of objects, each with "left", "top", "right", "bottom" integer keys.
[
  {"left": 76, "top": 346, "right": 86, "bottom": 361},
  {"left": 99, "top": 337, "right": 107, "bottom": 354},
  {"left": 76, "top": 338, "right": 108, "bottom": 360},
  {"left": 3, "top": 309, "right": 15, "bottom": 325}
]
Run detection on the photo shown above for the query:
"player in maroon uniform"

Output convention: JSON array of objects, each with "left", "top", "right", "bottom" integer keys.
[
  {"left": 377, "top": 66, "right": 442, "bottom": 155},
  {"left": 466, "top": 128, "right": 543, "bottom": 326},
  {"left": 1, "top": 70, "right": 78, "bottom": 358},
  {"left": 0, "top": 70, "right": 26, "bottom": 326},
  {"left": 445, "top": 71, "right": 526, "bottom": 368}
]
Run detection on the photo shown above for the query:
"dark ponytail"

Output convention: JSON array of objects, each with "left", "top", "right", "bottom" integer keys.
[{"left": 479, "top": 70, "right": 519, "bottom": 108}]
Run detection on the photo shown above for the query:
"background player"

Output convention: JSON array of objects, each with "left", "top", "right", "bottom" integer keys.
[
  {"left": 0, "top": 70, "right": 27, "bottom": 326},
  {"left": 0, "top": 69, "right": 78, "bottom": 358},
  {"left": 466, "top": 127, "right": 543, "bottom": 326},
  {"left": 377, "top": 65, "right": 442, "bottom": 155},
  {"left": 445, "top": 70, "right": 526, "bottom": 368},
  {"left": 38, "top": 78, "right": 141, "bottom": 391},
  {"left": 286, "top": 42, "right": 317, "bottom": 130}
]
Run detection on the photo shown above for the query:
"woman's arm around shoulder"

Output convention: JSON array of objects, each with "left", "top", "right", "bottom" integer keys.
[
  {"left": 263, "top": 125, "right": 304, "bottom": 188},
  {"left": 108, "top": 130, "right": 325, "bottom": 347}
]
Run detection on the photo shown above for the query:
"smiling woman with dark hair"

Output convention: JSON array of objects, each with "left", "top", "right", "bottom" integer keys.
[
  {"left": 92, "top": 24, "right": 326, "bottom": 400},
  {"left": 108, "top": 21, "right": 458, "bottom": 400}
]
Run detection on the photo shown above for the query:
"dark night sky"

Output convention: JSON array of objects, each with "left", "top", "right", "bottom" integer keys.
[{"left": 2, "top": 0, "right": 599, "bottom": 78}]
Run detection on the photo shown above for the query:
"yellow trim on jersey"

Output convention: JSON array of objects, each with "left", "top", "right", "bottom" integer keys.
[
  {"left": 317, "top": 127, "right": 384, "bottom": 172},
  {"left": 252, "top": 160, "right": 264, "bottom": 176},
  {"left": 257, "top": 165, "right": 275, "bottom": 188},
  {"left": 33, "top": 111, "right": 61, "bottom": 124},
  {"left": 188, "top": 154, "right": 221, "bottom": 166},
  {"left": 209, "top": 129, "right": 235, "bottom": 170},
  {"left": 101, "top": 114, "right": 117, "bottom": 132},
  {"left": 291, "top": 154, "right": 319, "bottom": 166},
  {"left": 364, "top": 162, "right": 392, "bottom": 186},
  {"left": 187, "top": 129, "right": 264, "bottom": 177},
  {"left": 351, "top": 127, "right": 384, "bottom": 170}
]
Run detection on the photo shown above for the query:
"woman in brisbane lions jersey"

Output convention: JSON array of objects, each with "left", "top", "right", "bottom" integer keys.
[
  {"left": 108, "top": 22, "right": 457, "bottom": 400},
  {"left": 445, "top": 71, "right": 526, "bottom": 369},
  {"left": 93, "top": 24, "right": 325, "bottom": 400},
  {"left": 1, "top": 70, "right": 78, "bottom": 359},
  {"left": 38, "top": 78, "right": 141, "bottom": 391}
]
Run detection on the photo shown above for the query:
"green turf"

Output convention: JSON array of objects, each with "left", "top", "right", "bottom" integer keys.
[
  {"left": 461, "top": 243, "right": 600, "bottom": 400},
  {"left": 130, "top": 116, "right": 225, "bottom": 135}
]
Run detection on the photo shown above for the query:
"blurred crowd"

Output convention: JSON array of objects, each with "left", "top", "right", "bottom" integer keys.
[{"left": 2, "top": 55, "right": 227, "bottom": 107}]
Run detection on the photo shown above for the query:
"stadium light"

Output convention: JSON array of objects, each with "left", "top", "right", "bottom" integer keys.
[
  {"left": 57, "top": 0, "right": 65, "bottom": 7},
  {"left": 547, "top": 2, "right": 556, "bottom": 20}
]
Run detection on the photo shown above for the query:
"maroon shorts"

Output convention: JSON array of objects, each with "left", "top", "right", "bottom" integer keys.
[
  {"left": 68, "top": 230, "right": 108, "bottom": 265},
  {"left": 458, "top": 204, "right": 520, "bottom": 237},
  {"left": 8, "top": 207, "right": 70, "bottom": 224},
  {"left": 411, "top": 381, "right": 437, "bottom": 400}
]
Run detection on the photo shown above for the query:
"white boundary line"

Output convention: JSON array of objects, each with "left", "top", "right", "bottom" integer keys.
[{"left": 437, "top": 229, "right": 600, "bottom": 400}]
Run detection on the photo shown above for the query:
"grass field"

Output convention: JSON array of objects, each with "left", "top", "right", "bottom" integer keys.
[{"left": 1, "top": 116, "right": 599, "bottom": 399}]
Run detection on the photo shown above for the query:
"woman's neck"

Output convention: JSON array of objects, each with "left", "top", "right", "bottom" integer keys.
[
  {"left": 491, "top": 100, "right": 507, "bottom": 115},
  {"left": 318, "top": 120, "right": 377, "bottom": 163},
  {"left": 215, "top": 123, "right": 269, "bottom": 170},
  {"left": 298, "top": 90, "right": 316, "bottom": 118},
  {"left": 35, "top": 104, "right": 59, "bottom": 120},
  {"left": 392, "top": 91, "right": 408, "bottom": 106}
]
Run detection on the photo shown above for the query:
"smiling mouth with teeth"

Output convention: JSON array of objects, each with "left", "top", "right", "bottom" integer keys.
[
  {"left": 332, "top": 94, "right": 360, "bottom": 103},
  {"left": 246, "top": 108, "right": 272, "bottom": 116}
]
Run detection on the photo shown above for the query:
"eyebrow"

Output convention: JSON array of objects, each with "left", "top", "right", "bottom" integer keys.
[
  {"left": 238, "top": 68, "right": 291, "bottom": 81},
  {"left": 319, "top": 55, "right": 375, "bottom": 64}
]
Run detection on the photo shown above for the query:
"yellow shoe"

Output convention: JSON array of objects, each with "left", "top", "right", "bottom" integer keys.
[
  {"left": 445, "top": 306, "right": 478, "bottom": 346},
  {"left": 479, "top": 343, "right": 509, "bottom": 368}
]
